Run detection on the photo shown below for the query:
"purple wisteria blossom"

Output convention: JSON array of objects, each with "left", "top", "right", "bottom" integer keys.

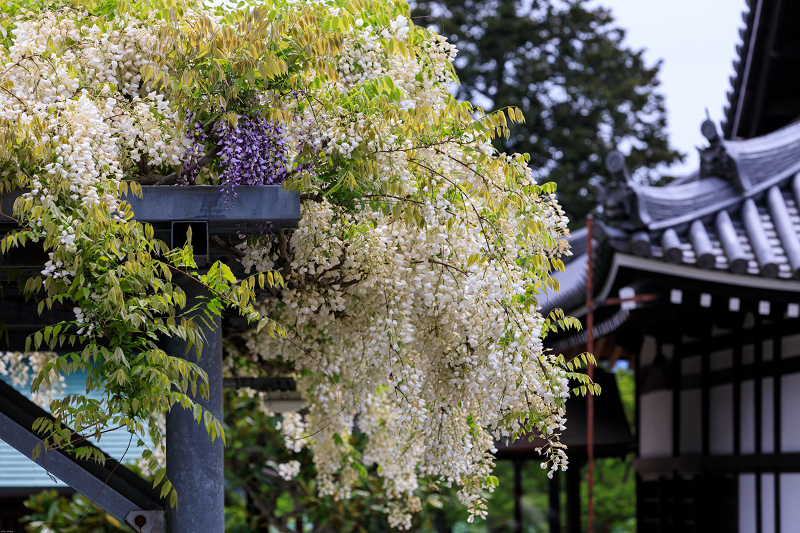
[
  {"left": 216, "top": 116, "right": 289, "bottom": 200},
  {"left": 179, "top": 112, "right": 208, "bottom": 185}
]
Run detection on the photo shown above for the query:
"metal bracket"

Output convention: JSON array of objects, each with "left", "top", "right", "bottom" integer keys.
[{"left": 126, "top": 510, "right": 166, "bottom": 533}]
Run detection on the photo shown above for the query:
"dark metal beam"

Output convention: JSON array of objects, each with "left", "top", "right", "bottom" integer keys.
[
  {"left": 125, "top": 186, "right": 300, "bottom": 231},
  {"left": 0, "top": 411, "right": 163, "bottom": 530},
  {"left": 222, "top": 376, "right": 296, "bottom": 390},
  {"left": 0, "top": 380, "right": 164, "bottom": 531},
  {"left": 1, "top": 186, "right": 301, "bottom": 231}
]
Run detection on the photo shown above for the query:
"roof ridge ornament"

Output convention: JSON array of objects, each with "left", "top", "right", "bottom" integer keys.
[
  {"left": 699, "top": 114, "right": 740, "bottom": 189},
  {"left": 600, "top": 150, "right": 645, "bottom": 231}
]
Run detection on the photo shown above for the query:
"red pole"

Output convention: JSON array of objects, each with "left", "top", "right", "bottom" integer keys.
[{"left": 586, "top": 215, "right": 595, "bottom": 533}]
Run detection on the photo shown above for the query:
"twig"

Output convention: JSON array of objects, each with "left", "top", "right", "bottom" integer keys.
[
  {"left": 428, "top": 258, "right": 467, "bottom": 275},
  {"left": 134, "top": 155, "right": 164, "bottom": 185},
  {"left": 362, "top": 193, "right": 425, "bottom": 206},
  {"left": 408, "top": 157, "right": 494, "bottom": 255}
]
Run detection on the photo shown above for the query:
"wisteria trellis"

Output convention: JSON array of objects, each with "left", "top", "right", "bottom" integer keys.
[{"left": 0, "top": 0, "right": 588, "bottom": 525}]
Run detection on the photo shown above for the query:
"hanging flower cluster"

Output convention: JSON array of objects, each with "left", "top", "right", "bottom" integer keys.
[
  {"left": 179, "top": 112, "right": 208, "bottom": 185},
  {"left": 0, "top": 0, "right": 581, "bottom": 526},
  {"left": 216, "top": 116, "right": 289, "bottom": 197}
]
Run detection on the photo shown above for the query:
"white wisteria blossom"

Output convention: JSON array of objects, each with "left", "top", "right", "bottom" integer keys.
[{"left": 0, "top": 0, "right": 582, "bottom": 524}]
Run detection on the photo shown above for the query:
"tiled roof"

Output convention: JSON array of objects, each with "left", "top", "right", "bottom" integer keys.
[
  {"left": 541, "top": 118, "right": 800, "bottom": 351},
  {"left": 605, "top": 119, "right": 800, "bottom": 280},
  {"left": 540, "top": 228, "right": 587, "bottom": 315}
]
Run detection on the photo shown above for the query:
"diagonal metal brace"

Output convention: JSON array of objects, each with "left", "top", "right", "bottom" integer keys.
[
  {"left": 0, "top": 379, "right": 164, "bottom": 530},
  {"left": 126, "top": 510, "right": 166, "bottom": 533}
]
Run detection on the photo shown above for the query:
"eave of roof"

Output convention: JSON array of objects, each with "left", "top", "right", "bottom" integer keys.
[
  {"left": 723, "top": 0, "right": 800, "bottom": 140},
  {"left": 724, "top": 0, "right": 761, "bottom": 139}
]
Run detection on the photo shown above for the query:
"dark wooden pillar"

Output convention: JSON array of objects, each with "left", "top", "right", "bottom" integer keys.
[
  {"left": 566, "top": 458, "right": 582, "bottom": 533},
  {"left": 513, "top": 460, "right": 523, "bottom": 533},
  {"left": 549, "top": 469, "right": 562, "bottom": 533}
]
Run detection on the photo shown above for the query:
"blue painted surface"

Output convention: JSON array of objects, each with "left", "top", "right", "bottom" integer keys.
[{"left": 0, "top": 372, "right": 152, "bottom": 489}]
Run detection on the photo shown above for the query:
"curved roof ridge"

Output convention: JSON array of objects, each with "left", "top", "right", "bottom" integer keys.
[
  {"left": 723, "top": 119, "right": 800, "bottom": 193},
  {"left": 618, "top": 119, "right": 800, "bottom": 231},
  {"left": 724, "top": 113, "right": 800, "bottom": 152},
  {"left": 631, "top": 178, "right": 741, "bottom": 231}
]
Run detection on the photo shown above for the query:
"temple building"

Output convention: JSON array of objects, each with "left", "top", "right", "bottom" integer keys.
[{"left": 546, "top": 0, "right": 800, "bottom": 530}]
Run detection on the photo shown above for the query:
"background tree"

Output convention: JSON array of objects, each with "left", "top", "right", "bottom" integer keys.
[{"left": 411, "top": 0, "right": 683, "bottom": 223}]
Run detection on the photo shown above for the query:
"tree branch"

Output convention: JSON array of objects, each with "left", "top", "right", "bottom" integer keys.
[
  {"left": 299, "top": 192, "right": 324, "bottom": 202},
  {"left": 277, "top": 229, "right": 292, "bottom": 279},
  {"left": 209, "top": 235, "right": 245, "bottom": 259},
  {"left": 133, "top": 154, "right": 164, "bottom": 185},
  {"left": 131, "top": 143, "right": 221, "bottom": 186}
]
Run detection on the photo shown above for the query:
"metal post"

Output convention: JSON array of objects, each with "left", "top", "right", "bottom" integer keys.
[
  {"left": 166, "top": 276, "right": 224, "bottom": 533},
  {"left": 585, "top": 215, "right": 595, "bottom": 533}
]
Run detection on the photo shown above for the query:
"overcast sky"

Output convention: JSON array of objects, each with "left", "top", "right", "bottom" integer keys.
[{"left": 593, "top": 0, "right": 744, "bottom": 175}]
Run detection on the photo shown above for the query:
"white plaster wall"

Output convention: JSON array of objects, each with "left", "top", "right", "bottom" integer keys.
[
  {"left": 680, "top": 389, "right": 702, "bottom": 454},
  {"left": 710, "top": 384, "right": 734, "bottom": 455},
  {"left": 640, "top": 390, "right": 673, "bottom": 458},
  {"left": 763, "top": 473, "right": 775, "bottom": 533},
  {"left": 740, "top": 473, "right": 756, "bottom": 533},
  {"left": 640, "top": 335, "right": 657, "bottom": 367},
  {"left": 781, "top": 474, "right": 800, "bottom": 532},
  {"left": 741, "top": 380, "right": 755, "bottom": 454},
  {"left": 710, "top": 348, "right": 734, "bottom": 371},
  {"left": 682, "top": 355, "right": 701, "bottom": 375},
  {"left": 782, "top": 334, "right": 800, "bottom": 358},
  {"left": 781, "top": 373, "right": 800, "bottom": 452},
  {"left": 763, "top": 377, "right": 775, "bottom": 453}
]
